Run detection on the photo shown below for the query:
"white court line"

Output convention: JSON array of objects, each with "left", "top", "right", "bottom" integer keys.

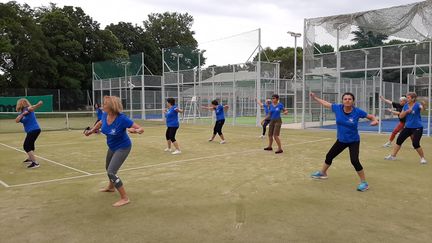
[
  {"left": 0, "top": 143, "right": 92, "bottom": 175},
  {"left": 8, "top": 174, "right": 93, "bottom": 188},
  {"left": 5, "top": 137, "right": 331, "bottom": 188},
  {"left": 0, "top": 179, "right": 10, "bottom": 188}
]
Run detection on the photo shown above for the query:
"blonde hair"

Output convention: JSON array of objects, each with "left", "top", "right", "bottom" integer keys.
[
  {"left": 16, "top": 98, "right": 31, "bottom": 112},
  {"left": 103, "top": 96, "right": 123, "bottom": 114}
]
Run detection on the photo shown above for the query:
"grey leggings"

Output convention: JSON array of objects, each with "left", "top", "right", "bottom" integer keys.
[{"left": 105, "top": 146, "right": 131, "bottom": 188}]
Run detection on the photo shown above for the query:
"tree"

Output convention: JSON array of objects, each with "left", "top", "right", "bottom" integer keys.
[
  {"left": 106, "top": 22, "right": 160, "bottom": 74},
  {"left": 351, "top": 27, "right": 388, "bottom": 49},
  {"left": 313, "top": 43, "right": 334, "bottom": 54},
  {"left": 254, "top": 46, "right": 302, "bottom": 79},
  {"left": 144, "top": 12, "right": 201, "bottom": 71}
]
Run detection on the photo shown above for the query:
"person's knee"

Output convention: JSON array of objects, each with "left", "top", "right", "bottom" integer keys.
[
  {"left": 352, "top": 160, "right": 363, "bottom": 171},
  {"left": 170, "top": 138, "right": 176, "bottom": 143},
  {"left": 107, "top": 173, "right": 123, "bottom": 188},
  {"left": 412, "top": 141, "right": 421, "bottom": 149},
  {"left": 23, "top": 144, "right": 32, "bottom": 153}
]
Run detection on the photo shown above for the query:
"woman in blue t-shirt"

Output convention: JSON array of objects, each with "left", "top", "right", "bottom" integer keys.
[
  {"left": 93, "top": 103, "right": 103, "bottom": 133},
  {"left": 15, "top": 99, "right": 43, "bottom": 169},
  {"left": 257, "top": 99, "right": 271, "bottom": 138},
  {"left": 263, "top": 94, "right": 288, "bottom": 154},
  {"left": 310, "top": 92, "right": 378, "bottom": 192},
  {"left": 385, "top": 92, "right": 427, "bottom": 164},
  {"left": 202, "top": 99, "right": 229, "bottom": 144},
  {"left": 164, "top": 98, "right": 183, "bottom": 155},
  {"left": 85, "top": 96, "right": 144, "bottom": 207}
]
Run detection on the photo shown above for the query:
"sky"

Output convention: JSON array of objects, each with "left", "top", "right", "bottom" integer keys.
[{"left": 4, "top": 0, "right": 424, "bottom": 65}]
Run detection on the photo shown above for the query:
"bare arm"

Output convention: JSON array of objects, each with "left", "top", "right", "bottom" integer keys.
[
  {"left": 201, "top": 106, "right": 214, "bottom": 111},
  {"left": 256, "top": 100, "right": 263, "bottom": 108},
  {"left": 379, "top": 96, "right": 393, "bottom": 105},
  {"left": 223, "top": 105, "right": 229, "bottom": 110},
  {"left": 128, "top": 122, "right": 144, "bottom": 134},
  {"left": 366, "top": 114, "right": 379, "bottom": 126},
  {"left": 309, "top": 92, "right": 332, "bottom": 109},
  {"left": 387, "top": 108, "right": 400, "bottom": 115},
  {"left": 28, "top": 101, "right": 43, "bottom": 112},
  {"left": 419, "top": 100, "right": 426, "bottom": 112},
  {"left": 85, "top": 120, "right": 102, "bottom": 136},
  {"left": 282, "top": 108, "right": 288, "bottom": 115},
  {"left": 15, "top": 110, "right": 29, "bottom": 123},
  {"left": 175, "top": 108, "right": 184, "bottom": 113}
]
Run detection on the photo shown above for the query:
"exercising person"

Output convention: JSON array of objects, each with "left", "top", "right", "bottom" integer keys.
[
  {"left": 202, "top": 100, "right": 229, "bottom": 144},
  {"left": 263, "top": 94, "right": 288, "bottom": 154},
  {"left": 94, "top": 103, "right": 103, "bottom": 133},
  {"left": 380, "top": 95, "right": 408, "bottom": 147},
  {"left": 15, "top": 99, "right": 43, "bottom": 168},
  {"left": 257, "top": 99, "right": 271, "bottom": 138},
  {"left": 384, "top": 92, "right": 427, "bottom": 164},
  {"left": 310, "top": 92, "right": 378, "bottom": 192},
  {"left": 164, "top": 98, "right": 183, "bottom": 155},
  {"left": 85, "top": 96, "right": 144, "bottom": 207}
]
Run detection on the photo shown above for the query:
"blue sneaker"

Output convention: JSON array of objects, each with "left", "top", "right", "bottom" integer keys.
[
  {"left": 357, "top": 181, "right": 369, "bottom": 192},
  {"left": 311, "top": 171, "right": 328, "bottom": 179}
]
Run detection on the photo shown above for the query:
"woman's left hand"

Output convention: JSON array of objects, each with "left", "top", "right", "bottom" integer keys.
[{"left": 370, "top": 120, "right": 379, "bottom": 126}]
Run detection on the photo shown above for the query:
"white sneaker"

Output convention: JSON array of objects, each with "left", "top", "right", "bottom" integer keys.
[
  {"left": 259, "top": 135, "right": 264, "bottom": 139},
  {"left": 383, "top": 142, "right": 391, "bottom": 148},
  {"left": 172, "top": 150, "right": 182, "bottom": 155},
  {"left": 384, "top": 155, "right": 396, "bottom": 161},
  {"left": 164, "top": 148, "right": 172, "bottom": 152},
  {"left": 220, "top": 140, "right": 226, "bottom": 144},
  {"left": 420, "top": 158, "right": 427, "bottom": 164}
]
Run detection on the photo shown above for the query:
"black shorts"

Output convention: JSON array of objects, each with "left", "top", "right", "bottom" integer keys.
[
  {"left": 213, "top": 119, "right": 225, "bottom": 135},
  {"left": 23, "top": 129, "right": 41, "bottom": 152},
  {"left": 166, "top": 127, "right": 178, "bottom": 142}
]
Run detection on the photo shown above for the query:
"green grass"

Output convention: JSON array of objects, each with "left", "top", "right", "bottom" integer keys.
[{"left": 0, "top": 124, "right": 431, "bottom": 242}]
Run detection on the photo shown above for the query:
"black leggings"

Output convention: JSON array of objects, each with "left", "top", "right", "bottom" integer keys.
[
  {"left": 325, "top": 140, "right": 363, "bottom": 172},
  {"left": 23, "top": 129, "right": 41, "bottom": 153},
  {"left": 213, "top": 119, "right": 225, "bottom": 135},
  {"left": 396, "top": 127, "right": 423, "bottom": 149},
  {"left": 262, "top": 119, "right": 270, "bottom": 135},
  {"left": 165, "top": 127, "right": 178, "bottom": 142}
]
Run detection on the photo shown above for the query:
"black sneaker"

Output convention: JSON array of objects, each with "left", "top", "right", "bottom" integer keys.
[
  {"left": 264, "top": 147, "right": 273, "bottom": 151},
  {"left": 275, "top": 150, "right": 283, "bottom": 154},
  {"left": 23, "top": 159, "right": 32, "bottom": 163},
  {"left": 27, "top": 162, "right": 40, "bottom": 168}
]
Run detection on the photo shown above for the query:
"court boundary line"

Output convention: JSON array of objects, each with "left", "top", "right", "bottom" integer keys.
[
  {"left": 0, "top": 142, "right": 93, "bottom": 175},
  {"left": 5, "top": 137, "right": 331, "bottom": 188},
  {"left": 0, "top": 179, "right": 9, "bottom": 188}
]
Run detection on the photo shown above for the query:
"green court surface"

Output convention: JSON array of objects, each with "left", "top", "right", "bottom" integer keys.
[{"left": 0, "top": 124, "right": 431, "bottom": 242}]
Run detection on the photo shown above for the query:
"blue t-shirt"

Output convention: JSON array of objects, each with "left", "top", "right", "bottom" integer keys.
[
  {"left": 332, "top": 104, "right": 367, "bottom": 143},
  {"left": 101, "top": 113, "right": 134, "bottom": 151},
  {"left": 403, "top": 103, "right": 423, "bottom": 128},
  {"left": 269, "top": 103, "right": 284, "bottom": 120},
  {"left": 20, "top": 108, "right": 40, "bottom": 133},
  {"left": 96, "top": 108, "right": 103, "bottom": 120},
  {"left": 264, "top": 104, "right": 270, "bottom": 117},
  {"left": 165, "top": 105, "right": 179, "bottom": 127},
  {"left": 215, "top": 105, "right": 225, "bottom": 121}
]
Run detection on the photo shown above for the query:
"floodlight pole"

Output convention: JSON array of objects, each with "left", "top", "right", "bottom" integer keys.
[
  {"left": 399, "top": 46, "right": 407, "bottom": 97},
  {"left": 301, "top": 19, "right": 307, "bottom": 129},
  {"left": 379, "top": 47, "right": 383, "bottom": 134},
  {"left": 428, "top": 41, "right": 431, "bottom": 136},
  {"left": 91, "top": 62, "right": 95, "bottom": 113},
  {"left": 141, "top": 52, "right": 146, "bottom": 119},
  {"left": 336, "top": 26, "right": 341, "bottom": 105},
  {"left": 288, "top": 31, "right": 302, "bottom": 123},
  {"left": 172, "top": 52, "right": 183, "bottom": 109},
  {"left": 256, "top": 28, "right": 262, "bottom": 127}
]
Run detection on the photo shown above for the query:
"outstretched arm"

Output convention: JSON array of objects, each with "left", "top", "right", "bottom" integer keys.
[
  {"left": 28, "top": 101, "right": 43, "bottom": 112},
  {"left": 128, "top": 122, "right": 144, "bottom": 134},
  {"left": 309, "top": 92, "right": 332, "bottom": 109},
  {"left": 366, "top": 114, "right": 379, "bottom": 126},
  {"left": 379, "top": 96, "right": 393, "bottom": 105},
  {"left": 175, "top": 108, "right": 184, "bottom": 113},
  {"left": 201, "top": 106, "right": 214, "bottom": 111},
  {"left": 223, "top": 105, "right": 229, "bottom": 110},
  {"left": 85, "top": 120, "right": 103, "bottom": 136},
  {"left": 387, "top": 108, "right": 400, "bottom": 116}
]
